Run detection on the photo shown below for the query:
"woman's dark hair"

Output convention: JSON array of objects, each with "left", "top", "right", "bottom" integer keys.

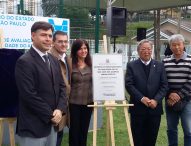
[{"left": 71, "top": 39, "right": 92, "bottom": 67}]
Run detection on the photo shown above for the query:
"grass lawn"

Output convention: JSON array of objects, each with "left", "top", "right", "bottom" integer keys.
[{"left": 61, "top": 106, "right": 184, "bottom": 146}]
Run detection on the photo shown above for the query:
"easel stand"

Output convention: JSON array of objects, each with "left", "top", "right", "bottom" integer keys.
[
  {"left": 0, "top": 117, "right": 16, "bottom": 146},
  {"left": 88, "top": 100, "right": 134, "bottom": 146}
]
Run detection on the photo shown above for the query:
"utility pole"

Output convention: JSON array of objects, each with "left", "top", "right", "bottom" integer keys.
[
  {"left": 58, "top": 0, "right": 64, "bottom": 18},
  {"left": 154, "top": 9, "right": 161, "bottom": 60},
  {"left": 17, "top": 0, "right": 20, "bottom": 14},
  {"left": 177, "top": 7, "right": 181, "bottom": 34},
  {"left": 95, "top": 0, "right": 100, "bottom": 53},
  {"left": 20, "top": 0, "right": 24, "bottom": 14},
  {"left": 156, "top": 9, "right": 161, "bottom": 60}
]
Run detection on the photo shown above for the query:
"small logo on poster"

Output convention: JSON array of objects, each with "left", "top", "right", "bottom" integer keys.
[{"left": 48, "top": 19, "right": 68, "bottom": 33}]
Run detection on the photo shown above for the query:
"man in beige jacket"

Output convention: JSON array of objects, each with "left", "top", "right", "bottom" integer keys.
[{"left": 50, "top": 31, "right": 72, "bottom": 146}]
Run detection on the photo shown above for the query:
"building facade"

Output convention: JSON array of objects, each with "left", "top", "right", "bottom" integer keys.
[{"left": 0, "top": 0, "right": 43, "bottom": 16}]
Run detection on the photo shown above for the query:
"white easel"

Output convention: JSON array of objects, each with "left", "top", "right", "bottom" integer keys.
[
  {"left": 88, "top": 100, "right": 134, "bottom": 146},
  {"left": 0, "top": 118, "right": 16, "bottom": 146},
  {"left": 91, "top": 37, "right": 134, "bottom": 146}
]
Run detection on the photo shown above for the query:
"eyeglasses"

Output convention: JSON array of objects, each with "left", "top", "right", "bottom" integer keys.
[
  {"left": 56, "top": 40, "right": 69, "bottom": 44},
  {"left": 139, "top": 47, "right": 152, "bottom": 52}
]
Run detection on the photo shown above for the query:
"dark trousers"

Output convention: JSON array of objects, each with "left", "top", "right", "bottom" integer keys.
[
  {"left": 69, "top": 103, "right": 93, "bottom": 146},
  {"left": 56, "top": 130, "right": 63, "bottom": 146},
  {"left": 130, "top": 114, "right": 161, "bottom": 146}
]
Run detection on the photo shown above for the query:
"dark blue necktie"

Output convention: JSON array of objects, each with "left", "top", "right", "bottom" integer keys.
[{"left": 43, "top": 55, "right": 51, "bottom": 71}]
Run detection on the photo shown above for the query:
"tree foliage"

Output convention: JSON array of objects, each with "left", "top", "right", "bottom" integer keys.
[{"left": 60, "top": 6, "right": 92, "bottom": 27}]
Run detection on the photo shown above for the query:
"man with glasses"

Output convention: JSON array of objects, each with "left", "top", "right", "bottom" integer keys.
[
  {"left": 50, "top": 31, "right": 72, "bottom": 146},
  {"left": 125, "top": 39, "right": 168, "bottom": 146}
]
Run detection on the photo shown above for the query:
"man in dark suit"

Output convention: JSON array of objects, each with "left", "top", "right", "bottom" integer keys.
[
  {"left": 50, "top": 31, "right": 72, "bottom": 146},
  {"left": 125, "top": 39, "right": 168, "bottom": 146},
  {"left": 15, "top": 21, "right": 67, "bottom": 146}
]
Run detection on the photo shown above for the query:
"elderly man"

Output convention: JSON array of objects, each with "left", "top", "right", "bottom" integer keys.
[
  {"left": 163, "top": 34, "right": 191, "bottom": 146},
  {"left": 125, "top": 39, "right": 168, "bottom": 146}
]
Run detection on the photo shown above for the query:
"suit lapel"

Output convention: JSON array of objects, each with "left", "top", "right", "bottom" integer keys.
[
  {"left": 48, "top": 54, "right": 56, "bottom": 83},
  {"left": 29, "top": 47, "right": 52, "bottom": 77},
  {"left": 49, "top": 48, "right": 61, "bottom": 60},
  {"left": 65, "top": 56, "right": 72, "bottom": 83}
]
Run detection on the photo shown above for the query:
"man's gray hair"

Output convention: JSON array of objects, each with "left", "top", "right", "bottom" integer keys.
[
  {"left": 137, "top": 39, "right": 153, "bottom": 51},
  {"left": 168, "top": 34, "right": 185, "bottom": 45}
]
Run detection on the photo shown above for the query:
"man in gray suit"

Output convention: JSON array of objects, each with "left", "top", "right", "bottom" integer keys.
[
  {"left": 15, "top": 21, "right": 67, "bottom": 146},
  {"left": 125, "top": 39, "right": 168, "bottom": 146}
]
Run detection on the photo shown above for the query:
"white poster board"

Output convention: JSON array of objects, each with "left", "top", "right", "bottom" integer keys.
[
  {"left": 93, "top": 54, "right": 125, "bottom": 101},
  {"left": 0, "top": 14, "right": 70, "bottom": 49}
]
